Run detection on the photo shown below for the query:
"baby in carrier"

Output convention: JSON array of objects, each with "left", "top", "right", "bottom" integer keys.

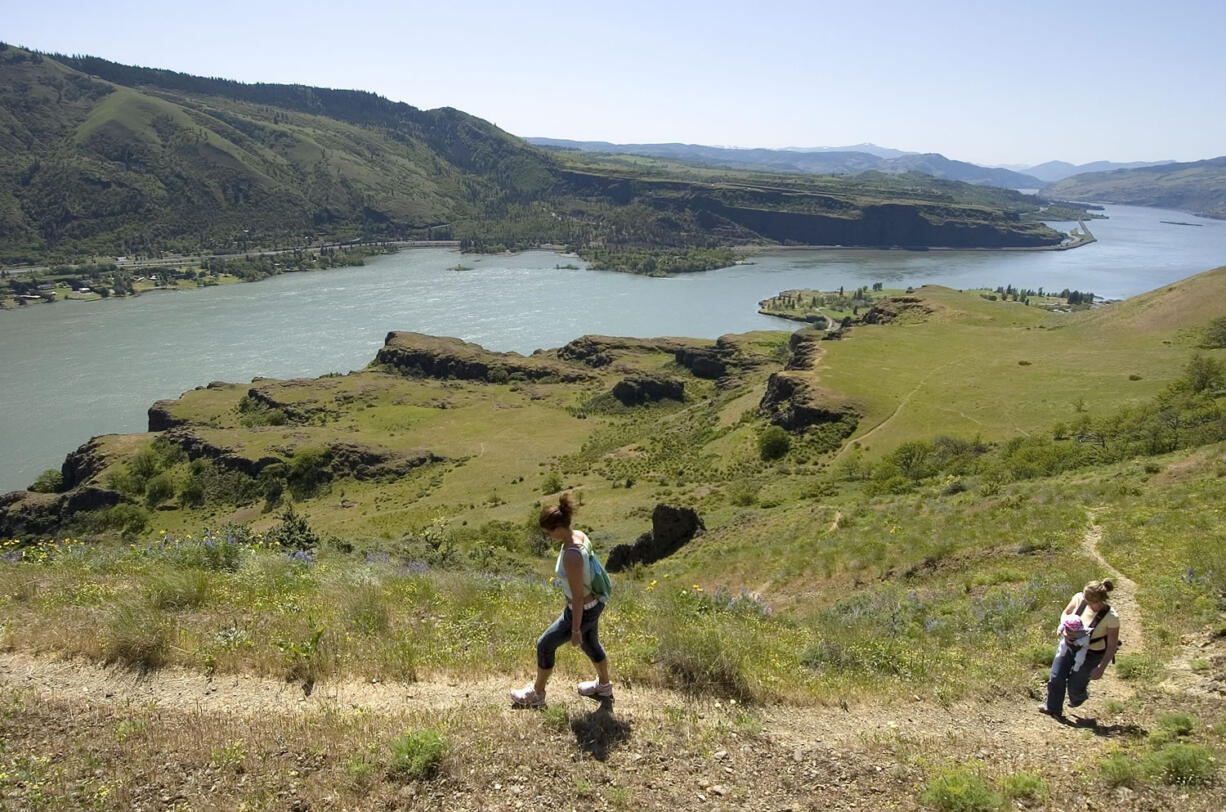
[{"left": 1056, "top": 615, "right": 1092, "bottom": 672}]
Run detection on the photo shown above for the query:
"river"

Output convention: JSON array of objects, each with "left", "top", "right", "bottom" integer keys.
[{"left": 1, "top": 203, "right": 1224, "bottom": 493}]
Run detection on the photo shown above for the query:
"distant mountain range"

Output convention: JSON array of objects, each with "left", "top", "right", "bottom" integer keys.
[
  {"left": 1025, "top": 159, "right": 1176, "bottom": 183},
  {"left": 1043, "top": 157, "right": 1226, "bottom": 220},
  {"left": 527, "top": 138, "right": 1044, "bottom": 189}
]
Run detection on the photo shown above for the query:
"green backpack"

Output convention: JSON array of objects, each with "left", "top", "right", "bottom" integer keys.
[{"left": 588, "top": 550, "right": 612, "bottom": 600}]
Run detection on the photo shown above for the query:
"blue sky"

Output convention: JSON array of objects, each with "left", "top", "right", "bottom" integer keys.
[{"left": 5, "top": 0, "right": 1223, "bottom": 166}]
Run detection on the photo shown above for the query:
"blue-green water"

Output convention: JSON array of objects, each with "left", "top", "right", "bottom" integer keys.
[{"left": 1, "top": 203, "right": 1223, "bottom": 492}]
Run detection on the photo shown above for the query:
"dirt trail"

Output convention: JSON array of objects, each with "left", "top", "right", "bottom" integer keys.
[
  {"left": 1078, "top": 510, "right": 1143, "bottom": 703},
  {"left": 0, "top": 512, "right": 1155, "bottom": 761},
  {"left": 0, "top": 514, "right": 1219, "bottom": 808}
]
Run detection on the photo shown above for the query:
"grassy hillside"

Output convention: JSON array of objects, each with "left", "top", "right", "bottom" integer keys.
[
  {"left": 2, "top": 272, "right": 1226, "bottom": 808},
  {"left": 1044, "top": 157, "right": 1226, "bottom": 219},
  {"left": 0, "top": 44, "right": 1086, "bottom": 268}
]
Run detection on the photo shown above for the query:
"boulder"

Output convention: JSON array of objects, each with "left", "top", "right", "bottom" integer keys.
[{"left": 606, "top": 504, "right": 704, "bottom": 572}]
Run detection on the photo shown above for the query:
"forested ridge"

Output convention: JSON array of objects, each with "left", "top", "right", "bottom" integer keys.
[{"left": 0, "top": 44, "right": 1079, "bottom": 268}]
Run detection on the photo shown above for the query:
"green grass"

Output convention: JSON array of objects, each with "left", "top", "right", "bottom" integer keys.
[
  {"left": 919, "top": 768, "right": 1003, "bottom": 811},
  {"left": 387, "top": 729, "right": 448, "bottom": 780}
]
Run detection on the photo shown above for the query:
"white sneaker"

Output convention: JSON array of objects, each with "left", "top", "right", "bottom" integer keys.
[
  {"left": 510, "top": 685, "right": 545, "bottom": 707},
  {"left": 577, "top": 680, "right": 614, "bottom": 699}
]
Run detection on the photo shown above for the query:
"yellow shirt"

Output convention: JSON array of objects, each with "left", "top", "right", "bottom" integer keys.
[{"left": 1069, "top": 592, "right": 1120, "bottom": 651}]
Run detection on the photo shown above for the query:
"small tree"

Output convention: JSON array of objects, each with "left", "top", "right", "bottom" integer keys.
[
  {"left": 1204, "top": 316, "right": 1226, "bottom": 349},
  {"left": 1183, "top": 353, "right": 1225, "bottom": 394},
  {"left": 29, "top": 469, "right": 63, "bottom": 493},
  {"left": 758, "top": 426, "right": 791, "bottom": 461}
]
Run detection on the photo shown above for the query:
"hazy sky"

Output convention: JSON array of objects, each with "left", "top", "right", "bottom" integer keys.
[{"left": 5, "top": 0, "right": 1223, "bottom": 166}]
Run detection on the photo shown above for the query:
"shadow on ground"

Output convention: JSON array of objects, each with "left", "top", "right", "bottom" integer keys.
[
  {"left": 1069, "top": 714, "right": 1148, "bottom": 738},
  {"left": 571, "top": 699, "right": 631, "bottom": 761}
]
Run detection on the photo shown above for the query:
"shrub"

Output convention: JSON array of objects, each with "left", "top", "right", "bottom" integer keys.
[
  {"left": 144, "top": 473, "right": 175, "bottom": 507},
  {"left": 238, "top": 395, "right": 288, "bottom": 427},
  {"left": 387, "top": 729, "right": 448, "bottom": 780},
  {"left": 999, "top": 772, "right": 1046, "bottom": 802},
  {"left": 656, "top": 629, "right": 753, "bottom": 701},
  {"left": 1203, "top": 315, "right": 1226, "bottom": 349},
  {"left": 147, "top": 568, "right": 211, "bottom": 610},
  {"left": 103, "top": 603, "right": 172, "bottom": 671},
  {"left": 287, "top": 447, "right": 332, "bottom": 500},
  {"left": 187, "top": 459, "right": 260, "bottom": 506},
  {"left": 87, "top": 503, "right": 149, "bottom": 537},
  {"left": 28, "top": 469, "right": 63, "bottom": 493},
  {"left": 266, "top": 505, "right": 321, "bottom": 551},
  {"left": 1158, "top": 712, "right": 1195, "bottom": 738},
  {"left": 541, "top": 472, "right": 563, "bottom": 494},
  {"left": 179, "top": 477, "right": 205, "bottom": 507},
  {"left": 758, "top": 426, "right": 791, "bottom": 461},
  {"left": 345, "top": 584, "right": 389, "bottom": 634},
  {"left": 918, "top": 769, "right": 1003, "bottom": 812},
  {"left": 1098, "top": 752, "right": 1144, "bottom": 788},
  {"left": 1114, "top": 653, "right": 1158, "bottom": 681},
  {"left": 1144, "top": 743, "right": 1217, "bottom": 786}
]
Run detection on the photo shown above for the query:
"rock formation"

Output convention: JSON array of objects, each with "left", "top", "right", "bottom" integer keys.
[{"left": 605, "top": 504, "right": 705, "bottom": 572}]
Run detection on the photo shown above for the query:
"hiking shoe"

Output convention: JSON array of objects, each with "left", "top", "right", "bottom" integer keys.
[
  {"left": 510, "top": 685, "right": 545, "bottom": 708},
  {"left": 578, "top": 680, "right": 614, "bottom": 699},
  {"left": 1038, "top": 704, "right": 1064, "bottom": 718}
]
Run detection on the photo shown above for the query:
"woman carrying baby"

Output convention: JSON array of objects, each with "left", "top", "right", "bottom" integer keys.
[{"left": 1039, "top": 579, "right": 1120, "bottom": 718}]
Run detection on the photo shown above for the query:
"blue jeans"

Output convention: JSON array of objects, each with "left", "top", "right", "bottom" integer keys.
[
  {"left": 1044, "top": 645, "right": 1105, "bottom": 715},
  {"left": 536, "top": 601, "right": 606, "bottom": 670}
]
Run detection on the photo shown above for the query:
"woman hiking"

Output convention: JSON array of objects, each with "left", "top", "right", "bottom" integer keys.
[
  {"left": 1039, "top": 578, "right": 1120, "bottom": 718},
  {"left": 511, "top": 494, "right": 613, "bottom": 707}
]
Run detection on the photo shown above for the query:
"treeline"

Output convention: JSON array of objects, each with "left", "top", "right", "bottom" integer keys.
[
  {"left": 844, "top": 354, "right": 1226, "bottom": 494},
  {"left": 583, "top": 246, "right": 737, "bottom": 276},
  {"left": 983, "top": 285, "right": 1095, "bottom": 306},
  {"left": 200, "top": 246, "right": 387, "bottom": 282}
]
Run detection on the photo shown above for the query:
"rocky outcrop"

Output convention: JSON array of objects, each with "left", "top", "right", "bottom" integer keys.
[
  {"left": 60, "top": 437, "right": 113, "bottom": 490},
  {"left": 606, "top": 504, "right": 704, "bottom": 572},
  {"left": 160, "top": 430, "right": 441, "bottom": 482},
  {"left": 244, "top": 384, "right": 325, "bottom": 424},
  {"left": 0, "top": 486, "right": 124, "bottom": 539},
  {"left": 861, "top": 296, "right": 934, "bottom": 325},
  {"left": 758, "top": 372, "right": 862, "bottom": 433},
  {"left": 558, "top": 336, "right": 697, "bottom": 369},
  {"left": 785, "top": 328, "right": 825, "bottom": 371},
  {"left": 328, "top": 443, "right": 443, "bottom": 481},
  {"left": 163, "top": 429, "right": 283, "bottom": 477},
  {"left": 377, "top": 332, "right": 593, "bottom": 383},
  {"left": 147, "top": 400, "right": 188, "bottom": 432},
  {"left": 611, "top": 375, "right": 685, "bottom": 406},
  {"left": 674, "top": 346, "right": 728, "bottom": 379}
]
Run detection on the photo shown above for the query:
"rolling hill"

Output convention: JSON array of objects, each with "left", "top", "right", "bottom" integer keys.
[
  {"left": 0, "top": 44, "right": 1082, "bottom": 265},
  {"left": 1043, "top": 157, "right": 1226, "bottom": 219},
  {"left": 1025, "top": 158, "right": 1174, "bottom": 183}
]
